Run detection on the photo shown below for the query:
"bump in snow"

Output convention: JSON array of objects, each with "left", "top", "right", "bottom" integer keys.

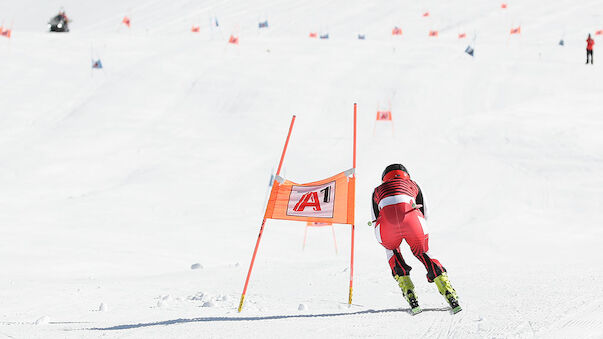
[
  {"left": 202, "top": 300, "right": 216, "bottom": 307},
  {"left": 190, "top": 292, "right": 206, "bottom": 301}
]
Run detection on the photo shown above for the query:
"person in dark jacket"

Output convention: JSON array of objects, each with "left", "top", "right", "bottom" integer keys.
[
  {"left": 587, "top": 34, "right": 594, "bottom": 64},
  {"left": 371, "top": 164, "right": 460, "bottom": 314}
]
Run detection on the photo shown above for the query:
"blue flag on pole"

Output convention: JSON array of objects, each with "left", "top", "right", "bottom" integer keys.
[
  {"left": 92, "top": 59, "right": 103, "bottom": 69},
  {"left": 464, "top": 45, "right": 474, "bottom": 57},
  {"left": 258, "top": 20, "right": 268, "bottom": 28}
]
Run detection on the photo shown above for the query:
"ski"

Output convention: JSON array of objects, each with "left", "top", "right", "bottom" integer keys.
[{"left": 410, "top": 306, "right": 423, "bottom": 315}]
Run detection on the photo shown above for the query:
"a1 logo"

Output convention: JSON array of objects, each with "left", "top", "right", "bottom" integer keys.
[{"left": 287, "top": 181, "right": 335, "bottom": 218}]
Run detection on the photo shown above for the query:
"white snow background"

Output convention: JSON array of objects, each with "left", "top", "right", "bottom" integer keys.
[{"left": 1, "top": 0, "right": 603, "bottom": 338}]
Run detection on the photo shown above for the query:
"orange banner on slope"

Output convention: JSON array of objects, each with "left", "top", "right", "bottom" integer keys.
[
  {"left": 265, "top": 169, "right": 355, "bottom": 225},
  {"left": 0, "top": 27, "right": 12, "bottom": 38}
]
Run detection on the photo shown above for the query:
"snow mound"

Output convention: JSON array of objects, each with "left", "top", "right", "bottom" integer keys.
[
  {"left": 202, "top": 301, "right": 216, "bottom": 308},
  {"left": 190, "top": 292, "right": 206, "bottom": 301},
  {"left": 216, "top": 294, "right": 230, "bottom": 302}
]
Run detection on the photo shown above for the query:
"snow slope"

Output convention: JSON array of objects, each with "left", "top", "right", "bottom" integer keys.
[{"left": 1, "top": 0, "right": 603, "bottom": 338}]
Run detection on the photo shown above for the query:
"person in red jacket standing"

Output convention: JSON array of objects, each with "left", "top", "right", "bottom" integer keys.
[
  {"left": 371, "top": 164, "right": 461, "bottom": 314},
  {"left": 587, "top": 34, "right": 594, "bottom": 64}
]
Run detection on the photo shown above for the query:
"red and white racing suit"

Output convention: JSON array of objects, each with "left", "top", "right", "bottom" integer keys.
[{"left": 372, "top": 178, "right": 446, "bottom": 282}]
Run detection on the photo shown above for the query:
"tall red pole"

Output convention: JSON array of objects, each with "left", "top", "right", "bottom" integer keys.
[
  {"left": 276, "top": 116, "right": 296, "bottom": 176},
  {"left": 349, "top": 103, "right": 357, "bottom": 305},
  {"left": 238, "top": 115, "right": 296, "bottom": 312}
]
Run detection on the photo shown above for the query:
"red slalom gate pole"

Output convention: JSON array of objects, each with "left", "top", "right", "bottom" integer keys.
[
  {"left": 276, "top": 116, "right": 296, "bottom": 176},
  {"left": 238, "top": 115, "right": 296, "bottom": 312},
  {"left": 348, "top": 103, "right": 357, "bottom": 305}
]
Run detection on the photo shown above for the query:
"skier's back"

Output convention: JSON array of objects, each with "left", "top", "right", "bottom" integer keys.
[{"left": 371, "top": 164, "right": 461, "bottom": 314}]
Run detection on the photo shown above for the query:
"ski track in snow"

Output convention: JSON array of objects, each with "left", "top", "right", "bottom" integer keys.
[{"left": 1, "top": 0, "right": 603, "bottom": 338}]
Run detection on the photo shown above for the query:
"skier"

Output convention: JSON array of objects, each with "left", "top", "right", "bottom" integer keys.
[
  {"left": 371, "top": 164, "right": 460, "bottom": 314},
  {"left": 586, "top": 34, "right": 594, "bottom": 64}
]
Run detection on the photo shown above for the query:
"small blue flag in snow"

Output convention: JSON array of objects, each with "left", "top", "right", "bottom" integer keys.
[
  {"left": 465, "top": 45, "right": 474, "bottom": 57},
  {"left": 357, "top": 34, "right": 366, "bottom": 40},
  {"left": 92, "top": 59, "right": 103, "bottom": 69},
  {"left": 559, "top": 39, "right": 564, "bottom": 46},
  {"left": 320, "top": 33, "right": 329, "bottom": 39},
  {"left": 258, "top": 20, "right": 268, "bottom": 28},
  {"left": 214, "top": 17, "right": 219, "bottom": 27}
]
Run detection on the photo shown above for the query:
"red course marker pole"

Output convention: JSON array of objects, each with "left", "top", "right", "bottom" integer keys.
[
  {"left": 349, "top": 103, "right": 357, "bottom": 305},
  {"left": 238, "top": 115, "right": 296, "bottom": 312}
]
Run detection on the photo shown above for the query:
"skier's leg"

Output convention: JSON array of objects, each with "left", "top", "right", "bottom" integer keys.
[
  {"left": 404, "top": 212, "right": 461, "bottom": 312},
  {"left": 403, "top": 212, "right": 446, "bottom": 282},
  {"left": 433, "top": 273, "right": 461, "bottom": 312},
  {"left": 375, "top": 207, "right": 420, "bottom": 313},
  {"left": 387, "top": 248, "right": 420, "bottom": 313},
  {"left": 415, "top": 250, "right": 446, "bottom": 282},
  {"left": 374, "top": 213, "right": 407, "bottom": 276},
  {"left": 386, "top": 248, "right": 412, "bottom": 277}
]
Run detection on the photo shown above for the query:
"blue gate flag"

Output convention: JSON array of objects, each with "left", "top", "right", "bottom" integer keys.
[
  {"left": 92, "top": 59, "right": 103, "bottom": 69},
  {"left": 464, "top": 45, "right": 474, "bottom": 57}
]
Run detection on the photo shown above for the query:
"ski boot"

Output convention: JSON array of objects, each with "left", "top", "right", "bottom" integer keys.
[
  {"left": 395, "top": 275, "right": 422, "bottom": 315},
  {"left": 434, "top": 273, "right": 461, "bottom": 314}
]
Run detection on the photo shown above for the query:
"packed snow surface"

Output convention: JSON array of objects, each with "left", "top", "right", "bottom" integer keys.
[{"left": 1, "top": 0, "right": 603, "bottom": 338}]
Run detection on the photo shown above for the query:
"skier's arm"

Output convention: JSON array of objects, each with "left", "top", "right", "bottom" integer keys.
[
  {"left": 371, "top": 190, "right": 380, "bottom": 220},
  {"left": 416, "top": 185, "right": 427, "bottom": 219}
]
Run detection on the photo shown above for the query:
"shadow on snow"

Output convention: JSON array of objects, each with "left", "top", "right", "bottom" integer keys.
[{"left": 89, "top": 307, "right": 450, "bottom": 331}]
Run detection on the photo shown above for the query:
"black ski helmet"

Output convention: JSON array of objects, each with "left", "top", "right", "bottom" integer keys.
[{"left": 382, "top": 163, "right": 409, "bottom": 181}]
